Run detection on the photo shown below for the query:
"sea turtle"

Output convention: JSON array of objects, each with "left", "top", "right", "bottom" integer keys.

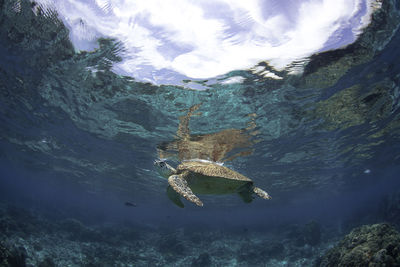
[{"left": 154, "top": 159, "right": 271, "bottom": 207}]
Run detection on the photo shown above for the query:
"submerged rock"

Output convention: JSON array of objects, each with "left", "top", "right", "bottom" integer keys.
[{"left": 318, "top": 223, "right": 400, "bottom": 266}]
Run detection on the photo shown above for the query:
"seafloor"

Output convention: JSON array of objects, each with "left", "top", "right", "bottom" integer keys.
[
  {"left": 0, "top": 202, "right": 328, "bottom": 266},
  {"left": 1, "top": 197, "right": 400, "bottom": 267}
]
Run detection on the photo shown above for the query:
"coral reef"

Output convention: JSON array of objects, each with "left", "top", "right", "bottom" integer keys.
[{"left": 317, "top": 223, "right": 400, "bottom": 266}]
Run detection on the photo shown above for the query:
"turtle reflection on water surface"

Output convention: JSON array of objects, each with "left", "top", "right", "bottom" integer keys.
[{"left": 157, "top": 103, "right": 258, "bottom": 163}]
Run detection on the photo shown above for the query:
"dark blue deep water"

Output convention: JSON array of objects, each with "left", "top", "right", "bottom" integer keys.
[{"left": 1, "top": 0, "right": 400, "bottom": 266}]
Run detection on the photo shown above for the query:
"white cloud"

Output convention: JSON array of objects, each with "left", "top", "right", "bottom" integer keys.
[{"left": 33, "top": 0, "right": 374, "bottom": 84}]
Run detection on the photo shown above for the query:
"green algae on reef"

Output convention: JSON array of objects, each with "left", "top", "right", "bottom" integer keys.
[{"left": 318, "top": 223, "right": 400, "bottom": 267}]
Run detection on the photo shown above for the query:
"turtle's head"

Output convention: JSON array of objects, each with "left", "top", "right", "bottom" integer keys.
[{"left": 154, "top": 159, "right": 176, "bottom": 179}]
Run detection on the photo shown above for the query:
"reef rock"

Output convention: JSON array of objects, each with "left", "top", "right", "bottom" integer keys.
[{"left": 318, "top": 223, "right": 400, "bottom": 267}]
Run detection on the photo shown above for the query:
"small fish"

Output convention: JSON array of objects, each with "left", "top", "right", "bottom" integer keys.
[{"left": 124, "top": 202, "right": 137, "bottom": 207}]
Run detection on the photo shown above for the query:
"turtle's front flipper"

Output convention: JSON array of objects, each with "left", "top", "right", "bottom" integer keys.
[
  {"left": 168, "top": 175, "right": 203, "bottom": 207},
  {"left": 253, "top": 187, "right": 272, "bottom": 199},
  {"left": 167, "top": 186, "right": 184, "bottom": 208}
]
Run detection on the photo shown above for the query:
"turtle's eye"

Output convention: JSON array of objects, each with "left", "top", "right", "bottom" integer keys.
[{"left": 160, "top": 162, "right": 166, "bottom": 167}]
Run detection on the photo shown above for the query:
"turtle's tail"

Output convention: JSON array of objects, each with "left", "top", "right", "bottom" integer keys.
[{"left": 253, "top": 187, "right": 272, "bottom": 200}]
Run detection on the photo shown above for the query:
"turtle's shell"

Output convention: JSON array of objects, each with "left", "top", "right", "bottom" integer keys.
[{"left": 176, "top": 160, "right": 252, "bottom": 194}]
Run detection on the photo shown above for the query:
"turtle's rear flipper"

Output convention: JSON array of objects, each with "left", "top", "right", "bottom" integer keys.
[
  {"left": 238, "top": 190, "right": 253, "bottom": 203},
  {"left": 253, "top": 187, "right": 272, "bottom": 199},
  {"left": 168, "top": 175, "right": 204, "bottom": 207},
  {"left": 167, "top": 185, "right": 184, "bottom": 208}
]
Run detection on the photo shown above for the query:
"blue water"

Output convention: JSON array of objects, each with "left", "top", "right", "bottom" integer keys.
[{"left": 1, "top": 0, "right": 400, "bottom": 266}]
